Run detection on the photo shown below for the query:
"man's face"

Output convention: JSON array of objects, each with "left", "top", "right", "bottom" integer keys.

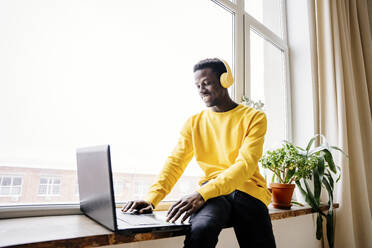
[{"left": 194, "top": 68, "right": 225, "bottom": 107}]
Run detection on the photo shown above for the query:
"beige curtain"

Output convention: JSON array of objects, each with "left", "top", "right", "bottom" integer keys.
[{"left": 308, "top": 0, "right": 372, "bottom": 247}]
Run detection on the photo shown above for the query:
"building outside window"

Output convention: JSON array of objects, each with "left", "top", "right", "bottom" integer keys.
[
  {"left": 0, "top": 175, "right": 23, "bottom": 197},
  {"left": 38, "top": 177, "right": 61, "bottom": 196},
  {"left": 113, "top": 180, "right": 124, "bottom": 196},
  {"left": 133, "top": 181, "right": 151, "bottom": 199}
]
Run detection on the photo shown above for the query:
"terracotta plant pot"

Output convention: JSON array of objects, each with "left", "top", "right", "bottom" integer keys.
[{"left": 270, "top": 183, "right": 295, "bottom": 209}]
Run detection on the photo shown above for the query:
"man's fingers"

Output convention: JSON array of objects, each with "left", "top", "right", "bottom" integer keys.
[
  {"left": 170, "top": 204, "right": 192, "bottom": 223},
  {"left": 167, "top": 201, "right": 190, "bottom": 222},
  {"left": 167, "top": 200, "right": 188, "bottom": 221},
  {"left": 181, "top": 207, "right": 194, "bottom": 223},
  {"left": 128, "top": 201, "right": 140, "bottom": 212},
  {"left": 139, "top": 205, "right": 153, "bottom": 214},
  {"left": 167, "top": 200, "right": 181, "bottom": 216},
  {"left": 122, "top": 201, "right": 134, "bottom": 212}
]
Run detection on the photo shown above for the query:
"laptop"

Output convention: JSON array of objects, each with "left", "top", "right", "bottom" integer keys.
[{"left": 76, "top": 145, "right": 190, "bottom": 233}]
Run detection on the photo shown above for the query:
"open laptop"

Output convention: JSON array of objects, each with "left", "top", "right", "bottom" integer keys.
[{"left": 76, "top": 145, "right": 190, "bottom": 233}]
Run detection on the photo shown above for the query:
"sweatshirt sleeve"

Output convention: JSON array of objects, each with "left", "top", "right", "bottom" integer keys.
[
  {"left": 144, "top": 117, "right": 194, "bottom": 208},
  {"left": 197, "top": 111, "right": 267, "bottom": 201}
]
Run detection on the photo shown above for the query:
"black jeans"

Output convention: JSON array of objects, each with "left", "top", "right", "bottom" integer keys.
[{"left": 184, "top": 190, "right": 276, "bottom": 248}]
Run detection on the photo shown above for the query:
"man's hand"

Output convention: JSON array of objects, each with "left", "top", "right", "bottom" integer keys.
[
  {"left": 166, "top": 192, "right": 205, "bottom": 223},
  {"left": 122, "top": 200, "right": 153, "bottom": 214}
]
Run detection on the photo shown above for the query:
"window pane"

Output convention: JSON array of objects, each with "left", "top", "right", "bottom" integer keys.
[
  {"left": 13, "top": 177, "right": 22, "bottom": 186},
  {"left": 0, "top": 187, "right": 10, "bottom": 195},
  {"left": 0, "top": 0, "right": 233, "bottom": 205},
  {"left": 38, "top": 185, "right": 47, "bottom": 195},
  {"left": 52, "top": 185, "right": 60, "bottom": 195},
  {"left": 250, "top": 30, "right": 286, "bottom": 150},
  {"left": 11, "top": 186, "right": 21, "bottom": 195},
  {"left": 245, "top": 0, "right": 283, "bottom": 38},
  {"left": 2, "top": 177, "right": 11, "bottom": 186}
]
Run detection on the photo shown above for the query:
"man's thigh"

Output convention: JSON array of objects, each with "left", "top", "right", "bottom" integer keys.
[
  {"left": 185, "top": 196, "right": 232, "bottom": 248},
  {"left": 229, "top": 191, "right": 276, "bottom": 248},
  {"left": 189, "top": 195, "right": 232, "bottom": 228}
]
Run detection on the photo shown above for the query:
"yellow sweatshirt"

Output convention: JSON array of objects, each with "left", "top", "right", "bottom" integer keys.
[{"left": 145, "top": 104, "right": 272, "bottom": 207}]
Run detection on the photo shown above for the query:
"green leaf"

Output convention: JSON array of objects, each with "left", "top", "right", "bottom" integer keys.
[
  {"left": 322, "top": 177, "right": 333, "bottom": 208},
  {"left": 330, "top": 146, "right": 349, "bottom": 158},
  {"left": 291, "top": 201, "right": 304, "bottom": 207},
  {"left": 313, "top": 158, "right": 325, "bottom": 205},
  {"left": 295, "top": 180, "right": 317, "bottom": 209},
  {"left": 275, "top": 168, "right": 282, "bottom": 183},
  {"left": 285, "top": 169, "right": 296, "bottom": 183},
  {"left": 271, "top": 173, "right": 276, "bottom": 183},
  {"left": 304, "top": 179, "right": 320, "bottom": 211},
  {"left": 308, "top": 144, "right": 329, "bottom": 156},
  {"left": 316, "top": 214, "right": 323, "bottom": 240},
  {"left": 306, "top": 136, "right": 317, "bottom": 152},
  {"left": 323, "top": 150, "right": 337, "bottom": 173},
  {"left": 326, "top": 211, "right": 334, "bottom": 248},
  {"left": 296, "top": 146, "right": 305, "bottom": 151},
  {"left": 295, "top": 181, "right": 307, "bottom": 196},
  {"left": 325, "top": 171, "right": 334, "bottom": 191},
  {"left": 336, "top": 174, "right": 341, "bottom": 183},
  {"left": 322, "top": 176, "right": 335, "bottom": 248}
]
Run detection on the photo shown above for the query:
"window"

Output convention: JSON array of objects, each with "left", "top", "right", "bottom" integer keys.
[
  {"left": 0, "top": 175, "right": 23, "bottom": 197},
  {"left": 38, "top": 177, "right": 61, "bottom": 196},
  {"left": 244, "top": 0, "right": 283, "bottom": 37},
  {"left": 0, "top": 0, "right": 233, "bottom": 205},
  {"left": 0, "top": 0, "right": 290, "bottom": 207},
  {"left": 243, "top": 0, "right": 290, "bottom": 149},
  {"left": 241, "top": 0, "right": 290, "bottom": 180}
]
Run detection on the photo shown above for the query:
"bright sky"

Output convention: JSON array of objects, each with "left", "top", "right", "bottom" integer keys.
[{"left": 0, "top": 0, "right": 234, "bottom": 175}]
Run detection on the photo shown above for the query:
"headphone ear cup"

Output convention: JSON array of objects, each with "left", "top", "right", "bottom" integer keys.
[
  {"left": 220, "top": 72, "right": 228, "bottom": 88},
  {"left": 219, "top": 60, "right": 234, "bottom": 88}
]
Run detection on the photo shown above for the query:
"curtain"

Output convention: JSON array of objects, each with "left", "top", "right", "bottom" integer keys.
[{"left": 307, "top": 0, "right": 372, "bottom": 247}]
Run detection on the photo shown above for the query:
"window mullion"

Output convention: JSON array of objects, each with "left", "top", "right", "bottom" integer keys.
[
  {"left": 244, "top": 13, "right": 287, "bottom": 52},
  {"left": 244, "top": 15, "right": 251, "bottom": 99},
  {"left": 281, "top": 0, "right": 293, "bottom": 142},
  {"left": 284, "top": 50, "right": 292, "bottom": 141},
  {"left": 211, "top": 0, "right": 238, "bottom": 13},
  {"left": 233, "top": 0, "right": 245, "bottom": 102}
]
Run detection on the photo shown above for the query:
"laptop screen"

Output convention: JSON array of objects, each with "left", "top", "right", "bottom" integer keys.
[{"left": 76, "top": 145, "right": 117, "bottom": 231}]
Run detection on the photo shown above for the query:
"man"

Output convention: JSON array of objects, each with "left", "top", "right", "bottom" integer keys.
[{"left": 122, "top": 58, "right": 276, "bottom": 248}]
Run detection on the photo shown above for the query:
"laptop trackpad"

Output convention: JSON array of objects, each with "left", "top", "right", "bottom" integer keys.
[{"left": 118, "top": 212, "right": 164, "bottom": 226}]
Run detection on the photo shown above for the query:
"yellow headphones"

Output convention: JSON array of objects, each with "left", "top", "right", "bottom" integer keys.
[{"left": 219, "top": 59, "right": 234, "bottom": 88}]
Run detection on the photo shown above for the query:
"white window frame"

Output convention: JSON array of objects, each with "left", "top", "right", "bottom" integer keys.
[
  {"left": 0, "top": 175, "right": 23, "bottom": 197},
  {"left": 213, "top": 0, "right": 292, "bottom": 141}
]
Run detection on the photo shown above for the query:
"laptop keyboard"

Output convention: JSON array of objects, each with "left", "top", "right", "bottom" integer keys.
[{"left": 118, "top": 212, "right": 164, "bottom": 226}]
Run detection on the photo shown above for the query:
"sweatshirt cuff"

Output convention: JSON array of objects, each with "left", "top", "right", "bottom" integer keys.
[
  {"left": 196, "top": 183, "right": 217, "bottom": 202},
  {"left": 144, "top": 192, "right": 163, "bottom": 208}
]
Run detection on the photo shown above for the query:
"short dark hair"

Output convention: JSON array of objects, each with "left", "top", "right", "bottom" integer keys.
[{"left": 193, "top": 58, "right": 227, "bottom": 80}]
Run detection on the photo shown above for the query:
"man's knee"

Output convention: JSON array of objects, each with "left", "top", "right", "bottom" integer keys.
[
  {"left": 191, "top": 217, "right": 221, "bottom": 236},
  {"left": 185, "top": 217, "right": 223, "bottom": 248}
]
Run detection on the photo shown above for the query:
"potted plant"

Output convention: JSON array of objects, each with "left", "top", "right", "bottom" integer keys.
[
  {"left": 259, "top": 143, "right": 314, "bottom": 209},
  {"left": 293, "top": 135, "right": 348, "bottom": 248}
]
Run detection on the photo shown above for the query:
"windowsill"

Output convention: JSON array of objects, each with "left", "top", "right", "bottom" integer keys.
[{"left": 0, "top": 203, "right": 339, "bottom": 247}]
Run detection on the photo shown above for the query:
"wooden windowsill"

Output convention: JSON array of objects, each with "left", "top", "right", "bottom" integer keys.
[{"left": 0, "top": 203, "right": 339, "bottom": 248}]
